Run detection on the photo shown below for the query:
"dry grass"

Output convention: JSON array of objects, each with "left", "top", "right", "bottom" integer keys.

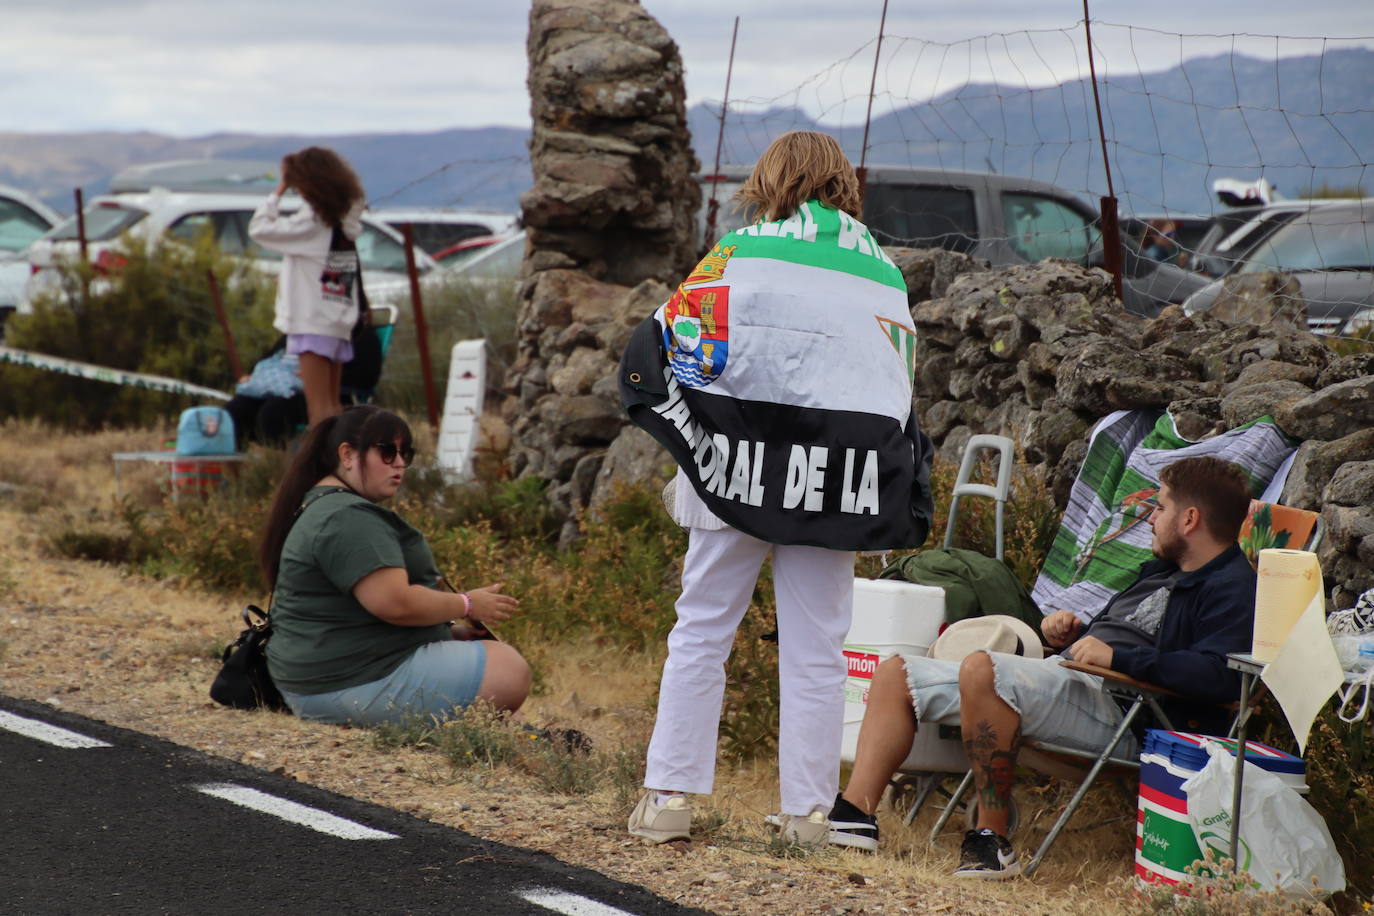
[{"left": 0, "top": 423, "right": 1255, "bottom": 916}]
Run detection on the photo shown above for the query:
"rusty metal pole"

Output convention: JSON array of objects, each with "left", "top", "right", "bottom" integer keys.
[
  {"left": 704, "top": 16, "right": 740, "bottom": 249},
  {"left": 74, "top": 188, "right": 88, "bottom": 264},
  {"left": 1083, "top": 1, "right": 1124, "bottom": 301},
  {"left": 205, "top": 268, "right": 242, "bottom": 381},
  {"left": 401, "top": 223, "right": 440, "bottom": 430},
  {"left": 856, "top": 0, "right": 890, "bottom": 203}
]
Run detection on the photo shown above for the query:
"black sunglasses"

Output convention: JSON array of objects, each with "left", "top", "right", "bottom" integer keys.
[{"left": 372, "top": 441, "right": 415, "bottom": 466}]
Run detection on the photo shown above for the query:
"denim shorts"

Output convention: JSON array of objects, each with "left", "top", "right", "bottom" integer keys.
[
  {"left": 899, "top": 650, "right": 1139, "bottom": 757},
  {"left": 287, "top": 333, "right": 353, "bottom": 363},
  {"left": 281, "top": 640, "right": 487, "bottom": 727}
]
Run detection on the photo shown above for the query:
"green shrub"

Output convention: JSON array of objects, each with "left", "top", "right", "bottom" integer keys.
[{"left": 0, "top": 234, "right": 277, "bottom": 429}]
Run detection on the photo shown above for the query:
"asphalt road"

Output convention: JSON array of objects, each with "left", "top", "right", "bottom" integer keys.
[{"left": 0, "top": 694, "right": 711, "bottom": 916}]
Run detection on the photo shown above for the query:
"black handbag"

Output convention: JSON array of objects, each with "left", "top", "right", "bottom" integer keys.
[
  {"left": 210, "top": 604, "right": 289, "bottom": 711},
  {"left": 210, "top": 488, "right": 353, "bottom": 712}
]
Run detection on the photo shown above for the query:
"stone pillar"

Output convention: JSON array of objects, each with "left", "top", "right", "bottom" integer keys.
[
  {"left": 505, "top": 0, "right": 700, "bottom": 540},
  {"left": 522, "top": 0, "right": 701, "bottom": 286}
]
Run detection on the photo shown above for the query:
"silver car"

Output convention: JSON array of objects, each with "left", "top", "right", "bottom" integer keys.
[{"left": 1183, "top": 200, "right": 1374, "bottom": 336}]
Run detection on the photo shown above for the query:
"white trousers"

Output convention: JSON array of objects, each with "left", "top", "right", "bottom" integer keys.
[{"left": 643, "top": 525, "right": 856, "bottom": 816}]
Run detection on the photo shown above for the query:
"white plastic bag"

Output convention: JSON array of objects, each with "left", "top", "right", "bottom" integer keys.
[{"left": 1181, "top": 740, "right": 1345, "bottom": 898}]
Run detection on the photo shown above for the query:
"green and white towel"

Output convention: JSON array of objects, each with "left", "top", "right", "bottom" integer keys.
[{"left": 1031, "top": 409, "right": 1297, "bottom": 622}]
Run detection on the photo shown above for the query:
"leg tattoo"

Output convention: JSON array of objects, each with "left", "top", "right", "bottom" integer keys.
[{"left": 965, "top": 722, "right": 1020, "bottom": 815}]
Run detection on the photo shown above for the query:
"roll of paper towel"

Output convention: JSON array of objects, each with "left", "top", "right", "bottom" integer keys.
[{"left": 1253, "top": 549, "right": 1323, "bottom": 662}]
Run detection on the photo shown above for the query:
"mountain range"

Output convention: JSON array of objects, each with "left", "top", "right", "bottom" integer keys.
[{"left": 2, "top": 47, "right": 1369, "bottom": 220}]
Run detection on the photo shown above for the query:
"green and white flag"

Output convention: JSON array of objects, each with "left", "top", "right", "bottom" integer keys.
[
  {"left": 621, "top": 200, "right": 933, "bottom": 550},
  {"left": 1032, "top": 410, "right": 1297, "bottom": 622}
]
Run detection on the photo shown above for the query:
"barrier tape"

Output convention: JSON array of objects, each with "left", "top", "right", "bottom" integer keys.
[{"left": 0, "top": 346, "right": 230, "bottom": 401}]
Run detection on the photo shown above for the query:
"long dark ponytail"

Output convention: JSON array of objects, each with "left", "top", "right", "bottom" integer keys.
[{"left": 257, "top": 405, "right": 413, "bottom": 589}]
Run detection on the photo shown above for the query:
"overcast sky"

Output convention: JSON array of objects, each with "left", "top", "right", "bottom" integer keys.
[{"left": 2, "top": 1, "right": 1372, "bottom": 137}]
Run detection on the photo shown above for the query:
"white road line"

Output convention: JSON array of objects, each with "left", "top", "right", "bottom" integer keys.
[
  {"left": 0, "top": 710, "right": 112, "bottom": 749},
  {"left": 195, "top": 783, "right": 398, "bottom": 840},
  {"left": 519, "top": 888, "right": 640, "bottom": 916}
]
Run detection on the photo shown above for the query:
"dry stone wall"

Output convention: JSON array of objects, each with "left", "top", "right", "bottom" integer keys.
[{"left": 890, "top": 251, "right": 1374, "bottom": 607}]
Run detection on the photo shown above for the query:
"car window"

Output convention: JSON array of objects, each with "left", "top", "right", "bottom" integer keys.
[
  {"left": 0, "top": 198, "right": 54, "bottom": 252},
  {"left": 168, "top": 211, "right": 253, "bottom": 255},
  {"left": 356, "top": 225, "right": 408, "bottom": 273},
  {"left": 1240, "top": 214, "right": 1374, "bottom": 274},
  {"left": 1001, "top": 193, "right": 1094, "bottom": 263},
  {"left": 50, "top": 203, "right": 147, "bottom": 242},
  {"left": 864, "top": 185, "right": 978, "bottom": 252},
  {"left": 1198, "top": 211, "right": 1300, "bottom": 276}
]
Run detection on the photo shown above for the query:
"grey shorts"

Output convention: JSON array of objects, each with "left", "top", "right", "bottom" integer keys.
[
  {"left": 281, "top": 639, "right": 487, "bottom": 727},
  {"left": 899, "top": 650, "right": 1139, "bottom": 757}
]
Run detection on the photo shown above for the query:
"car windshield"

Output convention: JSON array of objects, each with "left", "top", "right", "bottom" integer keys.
[
  {"left": 1240, "top": 211, "right": 1374, "bottom": 274},
  {"left": 49, "top": 202, "right": 147, "bottom": 242},
  {"left": 385, "top": 221, "right": 493, "bottom": 255},
  {"left": 0, "top": 198, "right": 54, "bottom": 252}
]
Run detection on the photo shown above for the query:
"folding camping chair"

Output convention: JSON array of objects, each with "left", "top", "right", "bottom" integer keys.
[{"left": 914, "top": 499, "right": 1324, "bottom": 878}]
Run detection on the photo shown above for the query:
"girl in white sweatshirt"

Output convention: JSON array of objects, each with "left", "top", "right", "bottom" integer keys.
[{"left": 249, "top": 147, "right": 366, "bottom": 426}]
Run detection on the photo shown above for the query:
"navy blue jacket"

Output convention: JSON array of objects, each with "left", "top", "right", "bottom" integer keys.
[{"left": 1102, "top": 543, "right": 1256, "bottom": 734}]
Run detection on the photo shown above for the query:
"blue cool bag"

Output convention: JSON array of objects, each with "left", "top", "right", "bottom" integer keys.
[{"left": 176, "top": 406, "right": 236, "bottom": 455}]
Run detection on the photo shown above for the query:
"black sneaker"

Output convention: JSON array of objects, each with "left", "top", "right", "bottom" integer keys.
[
  {"left": 954, "top": 828, "right": 1020, "bottom": 879},
  {"left": 827, "top": 794, "right": 879, "bottom": 853}
]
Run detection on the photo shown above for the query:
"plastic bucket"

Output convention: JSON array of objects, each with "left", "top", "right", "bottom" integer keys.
[{"left": 1135, "top": 729, "right": 1306, "bottom": 888}]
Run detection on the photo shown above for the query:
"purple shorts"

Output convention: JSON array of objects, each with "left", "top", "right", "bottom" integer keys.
[{"left": 287, "top": 333, "right": 353, "bottom": 363}]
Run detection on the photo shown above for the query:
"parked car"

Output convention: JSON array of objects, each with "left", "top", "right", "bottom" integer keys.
[
  {"left": 20, "top": 189, "right": 436, "bottom": 312},
  {"left": 699, "top": 165, "right": 1194, "bottom": 317},
  {"left": 0, "top": 184, "right": 61, "bottom": 325},
  {"left": 1182, "top": 200, "right": 1374, "bottom": 336},
  {"left": 370, "top": 208, "right": 518, "bottom": 257}
]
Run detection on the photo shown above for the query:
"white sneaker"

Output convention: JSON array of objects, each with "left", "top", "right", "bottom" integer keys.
[
  {"left": 780, "top": 808, "right": 829, "bottom": 846},
  {"left": 627, "top": 792, "right": 691, "bottom": 844}
]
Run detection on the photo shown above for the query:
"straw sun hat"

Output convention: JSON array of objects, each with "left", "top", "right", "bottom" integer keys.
[{"left": 928, "top": 615, "right": 1046, "bottom": 663}]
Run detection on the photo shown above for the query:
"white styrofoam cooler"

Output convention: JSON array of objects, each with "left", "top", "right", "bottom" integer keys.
[{"left": 841, "top": 578, "right": 969, "bottom": 773}]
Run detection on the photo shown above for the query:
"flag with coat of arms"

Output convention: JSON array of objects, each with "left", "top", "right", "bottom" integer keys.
[{"left": 619, "top": 199, "right": 934, "bottom": 551}]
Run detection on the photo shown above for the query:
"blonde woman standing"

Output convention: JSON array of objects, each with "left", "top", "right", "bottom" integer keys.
[
  {"left": 620, "top": 131, "right": 934, "bottom": 846},
  {"left": 249, "top": 146, "right": 366, "bottom": 426}
]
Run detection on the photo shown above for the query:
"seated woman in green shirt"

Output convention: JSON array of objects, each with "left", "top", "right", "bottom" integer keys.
[{"left": 259, "top": 405, "right": 531, "bottom": 725}]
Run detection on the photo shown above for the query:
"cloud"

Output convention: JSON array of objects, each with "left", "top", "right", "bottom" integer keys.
[{"left": 0, "top": 0, "right": 1371, "bottom": 135}]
